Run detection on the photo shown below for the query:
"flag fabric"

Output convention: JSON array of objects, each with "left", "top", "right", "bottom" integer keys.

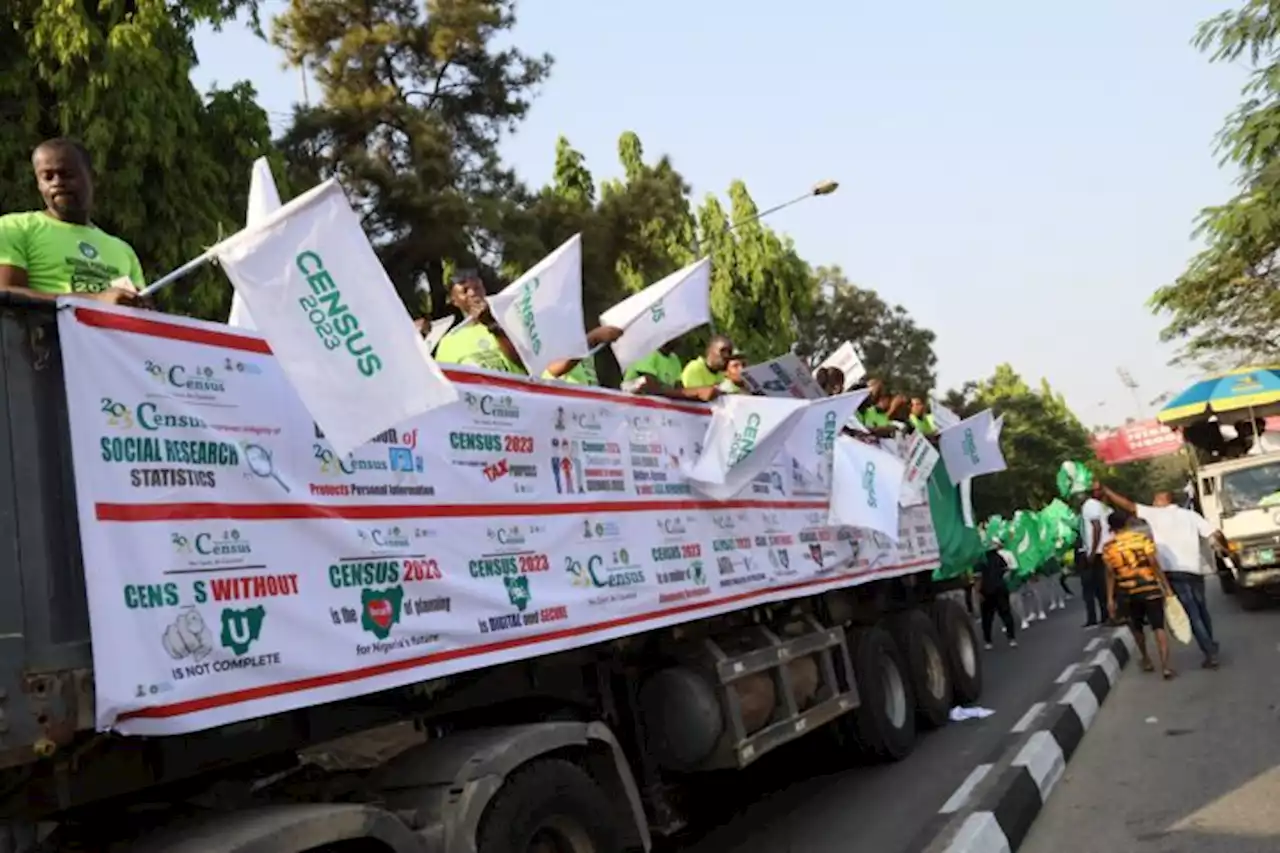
[
  {"left": 227, "top": 158, "right": 282, "bottom": 331},
  {"left": 683, "top": 395, "right": 810, "bottom": 500},
  {"left": 938, "top": 408, "right": 1007, "bottom": 481},
  {"left": 784, "top": 389, "right": 870, "bottom": 488},
  {"left": 830, "top": 437, "right": 905, "bottom": 539},
  {"left": 211, "top": 179, "right": 457, "bottom": 456},
  {"left": 931, "top": 399, "right": 961, "bottom": 431},
  {"left": 742, "top": 353, "right": 825, "bottom": 399},
  {"left": 423, "top": 315, "right": 457, "bottom": 354},
  {"left": 819, "top": 341, "right": 866, "bottom": 389},
  {"left": 487, "top": 234, "right": 587, "bottom": 379},
  {"left": 900, "top": 430, "right": 940, "bottom": 506},
  {"left": 601, "top": 258, "right": 711, "bottom": 373}
]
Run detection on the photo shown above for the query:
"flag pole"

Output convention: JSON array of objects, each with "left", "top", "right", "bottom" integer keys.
[{"left": 139, "top": 251, "right": 215, "bottom": 298}]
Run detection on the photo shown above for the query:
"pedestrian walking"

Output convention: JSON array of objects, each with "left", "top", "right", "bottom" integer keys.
[
  {"left": 1096, "top": 482, "right": 1229, "bottom": 669},
  {"left": 1101, "top": 509, "right": 1176, "bottom": 679},
  {"left": 977, "top": 547, "right": 1017, "bottom": 649},
  {"left": 1076, "top": 491, "right": 1111, "bottom": 627}
]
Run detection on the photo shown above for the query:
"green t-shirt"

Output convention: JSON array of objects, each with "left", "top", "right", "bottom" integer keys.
[
  {"left": 718, "top": 379, "right": 744, "bottom": 394},
  {"left": 0, "top": 211, "right": 144, "bottom": 294},
  {"left": 910, "top": 413, "right": 937, "bottom": 435},
  {"left": 861, "top": 407, "right": 892, "bottom": 428},
  {"left": 623, "top": 350, "right": 683, "bottom": 387},
  {"left": 435, "top": 323, "right": 525, "bottom": 374},
  {"left": 681, "top": 356, "right": 724, "bottom": 389},
  {"left": 542, "top": 357, "right": 598, "bottom": 386}
]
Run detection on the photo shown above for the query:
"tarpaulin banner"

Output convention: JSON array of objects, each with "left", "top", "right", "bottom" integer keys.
[
  {"left": 58, "top": 304, "right": 941, "bottom": 736},
  {"left": 1090, "top": 420, "right": 1183, "bottom": 465}
]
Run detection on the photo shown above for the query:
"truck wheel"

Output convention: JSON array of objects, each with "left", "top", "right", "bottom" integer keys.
[
  {"left": 841, "top": 625, "right": 917, "bottom": 762},
  {"left": 476, "top": 758, "right": 624, "bottom": 853},
  {"left": 1219, "top": 571, "right": 1238, "bottom": 596},
  {"left": 932, "top": 598, "right": 983, "bottom": 705},
  {"left": 886, "top": 610, "right": 952, "bottom": 729}
]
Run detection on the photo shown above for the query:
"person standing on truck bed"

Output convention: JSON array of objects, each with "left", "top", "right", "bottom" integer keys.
[
  {"left": 681, "top": 333, "right": 734, "bottom": 390},
  {"left": 435, "top": 268, "right": 622, "bottom": 381},
  {"left": 1094, "top": 481, "right": 1229, "bottom": 670},
  {"left": 1101, "top": 508, "right": 1177, "bottom": 679},
  {"left": 0, "top": 138, "right": 144, "bottom": 305}
]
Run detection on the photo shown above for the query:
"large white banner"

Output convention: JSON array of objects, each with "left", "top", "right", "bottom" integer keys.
[{"left": 58, "top": 303, "right": 940, "bottom": 736}]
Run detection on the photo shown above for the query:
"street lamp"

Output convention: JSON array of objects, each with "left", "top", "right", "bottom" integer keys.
[{"left": 694, "top": 178, "right": 839, "bottom": 255}]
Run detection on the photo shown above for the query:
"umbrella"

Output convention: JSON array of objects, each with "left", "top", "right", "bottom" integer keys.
[{"left": 1157, "top": 366, "right": 1280, "bottom": 426}]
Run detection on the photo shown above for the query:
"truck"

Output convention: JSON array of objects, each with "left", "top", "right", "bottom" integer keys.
[
  {"left": 0, "top": 293, "right": 983, "bottom": 853},
  {"left": 1192, "top": 451, "right": 1280, "bottom": 608}
]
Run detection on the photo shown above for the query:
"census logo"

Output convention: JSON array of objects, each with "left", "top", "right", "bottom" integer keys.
[
  {"left": 142, "top": 359, "right": 227, "bottom": 396},
  {"left": 463, "top": 392, "right": 520, "bottom": 422},
  {"left": 357, "top": 525, "right": 413, "bottom": 551},
  {"left": 487, "top": 525, "right": 530, "bottom": 546},
  {"left": 657, "top": 516, "right": 687, "bottom": 536},
  {"left": 580, "top": 519, "right": 621, "bottom": 540},
  {"left": 711, "top": 514, "right": 736, "bottom": 531}
]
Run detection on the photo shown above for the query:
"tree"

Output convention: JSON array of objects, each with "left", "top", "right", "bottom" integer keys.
[
  {"left": 0, "top": 0, "right": 275, "bottom": 319},
  {"left": 794, "top": 265, "right": 938, "bottom": 395},
  {"left": 271, "top": 0, "right": 552, "bottom": 315},
  {"left": 1152, "top": 1, "right": 1280, "bottom": 365}
]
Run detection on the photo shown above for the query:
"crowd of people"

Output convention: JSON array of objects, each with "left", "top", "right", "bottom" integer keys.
[{"left": 974, "top": 477, "right": 1230, "bottom": 678}]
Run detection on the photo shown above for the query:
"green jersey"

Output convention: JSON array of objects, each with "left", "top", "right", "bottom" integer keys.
[
  {"left": 623, "top": 350, "right": 683, "bottom": 387},
  {"left": 542, "top": 357, "right": 598, "bottom": 386},
  {"left": 681, "top": 356, "right": 724, "bottom": 389},
  {"left": 435, "top": 323, "right": 525, "bottom": 374},
  {"left": 0, "top": 211, "right": 144, "bottom": 294}
]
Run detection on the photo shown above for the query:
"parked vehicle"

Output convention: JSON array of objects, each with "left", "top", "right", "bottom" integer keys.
[{"left": 1194, "top": 452, "right": 1280, "bottom": 608}]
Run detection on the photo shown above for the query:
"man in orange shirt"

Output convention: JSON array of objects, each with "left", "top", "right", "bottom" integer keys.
[{"left": 1102, "top": 508, "right": 1176, "bottom": 679}]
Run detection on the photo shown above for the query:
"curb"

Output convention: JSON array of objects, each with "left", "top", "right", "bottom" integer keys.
[{"left": 921, "top": 628, "right": 1138, "bottom": 853}]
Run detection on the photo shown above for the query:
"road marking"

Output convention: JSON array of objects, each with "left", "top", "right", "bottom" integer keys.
[
  {"left": 1060, "top": 681, "right": 1100, "bottom": 731},
  {"left": 1090, "top": 648, "right": 1120, "bottom": 685},
  {"left": 1013, "top": 730, "right": 1066, "bottom": 803},
  {"left": 943, "top": 811, "right": 1012, "bottom": 853},
  {"left": 1011, "top": 702, "right": 1046, "bottom": 734},
  {"left": 940, "top": 764, "right": 994, "bottom": 814},
  {"left": 1084, "top": 636, "right": 1103, "bottom": 652},
  {"left": 1054, "top": 663, "right": 1078, "bottom": 684}
]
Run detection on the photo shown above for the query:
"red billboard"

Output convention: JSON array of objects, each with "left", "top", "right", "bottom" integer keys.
[{"left": 1091, "top": 420, "right": 1183, "bottom": 465}]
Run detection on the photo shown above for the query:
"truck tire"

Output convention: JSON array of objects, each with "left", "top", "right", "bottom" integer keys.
[
  {"left": 886, "top": 609, "right": 952, "bottom": 729},
  {"left": 1219, "top": 571, "right": 1238, "bottom": 596},
  {"left": 841, "top": 625, "right": 916, "bottom": 762},
  {"left": 932, "top": 598, "right": 983, "bottom": 705},
  {"left": 476, "top": 758, "right": 624, "bottom": 853}
]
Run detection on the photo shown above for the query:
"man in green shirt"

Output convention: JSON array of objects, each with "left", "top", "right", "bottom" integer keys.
[
  {"left": 0, "top": 139, "right": 144, "bottom": 305},
  {"left": 435, "top": 269, "right": 621, "bottom": 380},
  {"left": 909, "top": 398, "right": 937, "bottom": 436},
  {"left": 623, "top": 344, "right": 683, "bottom": 389},
  {"left": 682, "top": 333, "right": 733, "bottom": 389}
]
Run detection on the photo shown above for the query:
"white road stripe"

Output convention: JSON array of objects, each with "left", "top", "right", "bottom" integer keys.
[
  {"left": 1011, "top": 702, "right": 1046, "bottom": 734},
  {"left": 1012, "top": 730, "right": 1066, "bottom": 803},
  {"left": 940, "top": 764, "right": 994, "bottom": 814},
  {"left": 1055, "top": 663, "right": 1078, "bottom": 684},
  {"left": 1084, "top": 636, "right": 1103, "bottom": 652}
]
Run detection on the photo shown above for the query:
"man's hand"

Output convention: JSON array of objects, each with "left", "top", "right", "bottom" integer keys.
[
  {"left": 586, "top": 325, "right": 625, "bottom": 346},
  {"left": 691, "top": 386, "right": 720, "bottom": 403},
  {"left": 86, "top": 287, "right": 142, "bottom": 307}
]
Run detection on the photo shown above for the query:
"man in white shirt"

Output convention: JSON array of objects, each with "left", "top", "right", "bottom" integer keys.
[
  {"left": 1077, "top": 492, "right": 1112, "bottom": 628},
  {"left": 1096, "top": 482, "right": 1230, "bottom": 669}
]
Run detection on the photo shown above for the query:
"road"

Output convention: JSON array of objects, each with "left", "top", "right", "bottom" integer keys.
[
  {"left": 1021, "top": 584, "right": 1280, "bottom": 853},
  {"left": 667, "top": 592, "right": 1098, "bottom": 853}
]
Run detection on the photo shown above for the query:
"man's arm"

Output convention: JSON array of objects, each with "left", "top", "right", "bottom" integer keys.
[
  {"left": 0, "top": 264, "right": 55, "bottom": 303},
  {"left": 1089, "top": 519, "right": 1103, "bottom": 557},
  {"left": 1096, "top": 483, "right": 1137, "bottom": 514},
  {"left": 544, "top": 325, "right": 622, "bottom": 379},
  {"left": 1105, "top": 559, "right": 1116, "bottom": 615}
]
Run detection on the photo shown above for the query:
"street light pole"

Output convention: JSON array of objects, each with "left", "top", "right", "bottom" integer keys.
[{"left": 691, "top": 179, "right": 839, "bottom": 256}]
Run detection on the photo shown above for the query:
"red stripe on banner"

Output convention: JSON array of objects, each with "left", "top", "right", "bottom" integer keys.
[
  {"left": 118, "top": 558, "right": 936, "bottom": 720},
  {"left": 74, "top": 306, "right": 273, "bottom": 354},
  {"left": 71, "top": 306, "right": 709, "bottom": 414},
  {"left": 96, "top": 497, "right": 830, "bottom": 522}
]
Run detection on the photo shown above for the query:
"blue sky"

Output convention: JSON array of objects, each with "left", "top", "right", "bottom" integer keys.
[{"left": 192, "top": 1, "right": 1248, "bottom": 428}]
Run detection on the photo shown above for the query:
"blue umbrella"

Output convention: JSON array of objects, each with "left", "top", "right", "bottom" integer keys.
[{"left": 1158, "top": 366, "right": 1280, "bottom": 425}]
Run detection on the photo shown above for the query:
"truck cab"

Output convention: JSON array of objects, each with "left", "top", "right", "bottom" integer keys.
[{"left": 1197, "top": 451, "right": 1280, "bottom": 607}]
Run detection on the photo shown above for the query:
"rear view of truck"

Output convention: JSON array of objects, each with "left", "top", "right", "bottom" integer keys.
[{"left": 0, "top": 295, "right": 983, "bottom": 853}]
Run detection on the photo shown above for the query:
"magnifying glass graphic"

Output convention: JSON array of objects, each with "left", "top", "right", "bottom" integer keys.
[{"left": 244, "top": 443, "right": 290, "bottom": 493}]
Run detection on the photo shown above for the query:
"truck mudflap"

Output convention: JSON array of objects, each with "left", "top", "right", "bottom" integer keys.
[
  {"left": 370, "top": 721, "right": 651, "bottom": 853},
  {"left": 124, "top": 802, "right": 430, "bottom": 853}
]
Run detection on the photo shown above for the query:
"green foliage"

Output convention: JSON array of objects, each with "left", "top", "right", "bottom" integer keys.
[
  {"left": 795, "top": 265, "right": 938, "bottom": 395},
  {"left": 1153, "top": 1, "right": 1280, "bottom": 364},
  {"left": 0, "top": 0, "right": 274, "bottom": 319}
]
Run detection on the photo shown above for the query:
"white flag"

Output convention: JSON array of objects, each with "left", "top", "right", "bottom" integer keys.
[
  {"left": 783, "top": 389, "right": 870, "bottom": 490},
  {"left": 488, "top": 234, "right": 586, "bottom": 378},
  {"left": 819, "top": 341, "right": 866, "bottom": 389},
  {"left": 601, "top": 258, "right": 711, "bottom": 372},
  {"left": 931, "top": 398, "right": 961, "bottom": 431},
  {"left": 830, "top": 437, "right": 905, "bottom": 539},
  {"left": 423, "top": 315, "right": 456, "bottom": 354},
  {"left": 938, "top": 408, "right": 1007, "bottom": 481},
  {"left": 683, "top": 395, "right": 809, "bottom": 500},
  {"left": 900, "top": 430, "right": 940, "bottom": 506},
  {"left": 227, "top": 158, "right": 282, "bottom": 331},
  {"left": 212, "top": 179, "right": 457, "bottom": 456},
  {"left": 742, "top": 353, "right": 825, "bottom": 399}
]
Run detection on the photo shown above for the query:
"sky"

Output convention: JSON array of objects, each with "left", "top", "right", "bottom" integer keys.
[{"left": 192, "top": 0, "right": 1250, "bottom": 429}]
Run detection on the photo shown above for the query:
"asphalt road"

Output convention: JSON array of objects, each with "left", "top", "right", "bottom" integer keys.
[
  {"left": 1021, "top": 583, "right": 1280, "bottom": 853},
  {"left": 666, "top": 590, "right": 1101, "bottom": 853}
]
